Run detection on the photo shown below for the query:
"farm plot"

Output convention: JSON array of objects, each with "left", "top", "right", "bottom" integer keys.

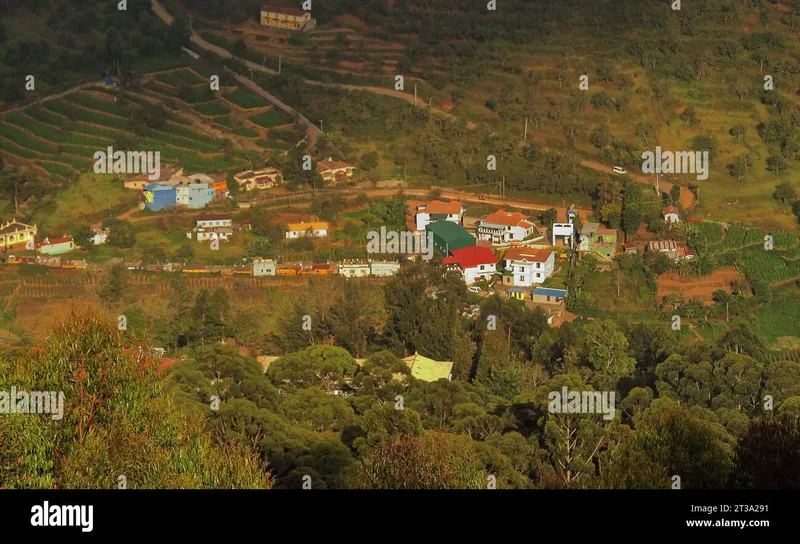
[
  {"left": 224, "top": 87, "right": 270, "bottom": 109},
  {"left": 154, "top": 69, "right": 206, "bottom": 87},
  {"left": 656, "top": 268, "right": 743, "bottom": 304},
  {"left": 248, "top": 108, "right": 293, "bottom": 128}
]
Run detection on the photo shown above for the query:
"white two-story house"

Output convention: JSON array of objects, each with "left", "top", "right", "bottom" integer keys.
[
  {"left": 475, "top": 209, "right": 540, "bottom": 245},
  {"left": 187, "top": 213, "right": 234, "bottom": 242},
  {"left": 502, "top": 247, "right": 555, "bottom": 287}
]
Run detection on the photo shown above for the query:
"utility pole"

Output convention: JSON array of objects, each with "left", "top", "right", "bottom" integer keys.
[
  {"left": 262, "top": 55, "right": 266, "bottom": 67},
  {"left": 655, "top": 173, "right": 660, "bottom": 196},
  {"left": 414, "top": 84, "right": 417, "bottom": 106},
  {"left": 189, "top": 17, "right": 192, "bottom": 32},
  {"left": 278, "top": 56, "right": 282, "bottom": 74},
  {"left": 524, "top": 117, "right": 528, "bottom": 140},
  {"left": 249, "top": 68, "right": 253, "bottom": 80}
]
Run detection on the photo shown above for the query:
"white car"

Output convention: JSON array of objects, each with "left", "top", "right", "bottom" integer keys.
[
  {"left": 468, "top": 286, "right": 482, "bottom": 294},
  {"left": 612, "top": 166, "right": 627, "bottom": 175}
]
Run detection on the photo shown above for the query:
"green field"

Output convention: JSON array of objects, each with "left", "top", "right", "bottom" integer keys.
[
  {"left": 248, "top": 108, "right": 293, "bottom": 129},
  {"left": 224, "top": 88, "right": 271, "bottom": 109}
]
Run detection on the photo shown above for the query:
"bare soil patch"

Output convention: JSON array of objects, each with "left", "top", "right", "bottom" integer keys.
[{"left": 656, "top": 268, "right": 742, "bottom": 304}]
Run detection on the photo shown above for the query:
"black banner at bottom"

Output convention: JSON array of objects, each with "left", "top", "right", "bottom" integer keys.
[{"left": 0, "top": 489, "right": 788, "bottom": 536}]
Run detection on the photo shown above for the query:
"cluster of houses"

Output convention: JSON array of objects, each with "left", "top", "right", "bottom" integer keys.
[
  {"left": 143, "top": 176, "right": 228, "bottom": 212},
  {"left": 180, "top": 258, "right": 402, "bottom": 277},
  {"left": 232, "top": 158, "right": 355, "bottom": 193},
  {"left": 125, "top": 166, "right": 228, "bottom": 211},
  {"left": 408, "top": 200, "right": 567, "bottom": 290},
  {"left": 124, "top": 156, "right": 357, "bottom": 213}
]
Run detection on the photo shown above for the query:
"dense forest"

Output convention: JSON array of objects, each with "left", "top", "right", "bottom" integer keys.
[{"left": 3, "top": 262, "right": 798, "bottom": 489}]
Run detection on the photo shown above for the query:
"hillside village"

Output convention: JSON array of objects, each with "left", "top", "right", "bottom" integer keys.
[
  {"left": 0, "top": 0, "right": 799, "bottom": 497},
  {"left": 0, "top": 161, "right": 756, "bottom": 331}
]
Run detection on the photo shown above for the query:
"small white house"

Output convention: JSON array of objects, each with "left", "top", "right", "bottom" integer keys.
[
  {"left": 196, "top": 213, "right": 233, "bottom": 229},
  {"left": 253, "top": 258, "right": 276, "bottom": 276},
  {"left": 662, "top": 205, "right": 681, "bottom": 224},
  {"left": 551, "top": 223, "right": 574, "bottom": 247},
  {"left": 92, "top": 227, "right": 110, "bottom": 246},
  {"left": 414, "top": 200, "right": 463, "bottom": 231},
  {"left": 285, "top": 221, "right": 328, "bottom": 239},
  {"left": 442, "top": 246, "right": 498, "bottom": 285},
  {"left": 502, "top": 247, "right": 555, "bottom": 287}
]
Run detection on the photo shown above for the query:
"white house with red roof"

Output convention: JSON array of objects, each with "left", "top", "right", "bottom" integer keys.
[
  {"left": 476, "top": 209, "right": 538, "bottom": 244},
  {"left": 414, "top": 200, "right": 463, "bottom": 231},
  {"left": 442, "top": 246, "right": 498, "bottom": 284},
  {"left": 36, "top": 236, "right": 75, "bottom": 256},
  {"left": 501, "top": 247, "right": 555, "bottom": 287}
]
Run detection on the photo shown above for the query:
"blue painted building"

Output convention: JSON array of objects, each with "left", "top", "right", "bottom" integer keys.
[
  {"left": 187, "top": 182, "right": 215, "bottom": 209},
  {"left": 143, "top": 184, "right": 177, "bottom": 211}
]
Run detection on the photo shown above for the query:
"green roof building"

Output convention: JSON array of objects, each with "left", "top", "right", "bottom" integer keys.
[
  {"left": 402, "top": 352, "right": 453, "bottom": 382},
  {"left": 426, "top": 221, "right": 475, "bottom": 255}
]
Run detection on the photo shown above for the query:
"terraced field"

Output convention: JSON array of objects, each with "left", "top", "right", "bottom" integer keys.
[
  {"left": 0, "top": 75, "right": 265, "bottom": 178},
  {"left": 138, "top": 67, "right": 296, "bottom": 145}
]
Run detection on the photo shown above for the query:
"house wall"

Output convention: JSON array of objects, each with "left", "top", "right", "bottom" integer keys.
[
  {"left": 462, "top": 263, "right": 496, "bottom": 284},
  {"left": 370, "top": 263, "right": 400, "bottom": 276},
  {"left": 531, "top": 293, "right": 565, "bottom": 305},
  {"left": 197, "top": 219, "right": 232, "bottom": 228},
  {"left": 340, "top": 265, "right": 370, "bottom": 277},
  {"left": 39, "top": 242, "right": 74, "bottom": 255},
  {"left": 188, "top": 185, "right": 215, "bottom": 209}
]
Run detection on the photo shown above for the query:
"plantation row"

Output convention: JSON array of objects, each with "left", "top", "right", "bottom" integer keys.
[
  {"left": 692, "top": 223, "right": 799, "bottom": 254},
  {"left": 740, "top": 246, "right": 800, "bottom": 285}
]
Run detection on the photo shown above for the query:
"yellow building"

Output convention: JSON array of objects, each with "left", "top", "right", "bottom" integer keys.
[
  {"left": 260, "top": 6, "right": 316, "bottom": 31},
  {"left": 0, "top": 219, "right": 37, "bottom": 249}
]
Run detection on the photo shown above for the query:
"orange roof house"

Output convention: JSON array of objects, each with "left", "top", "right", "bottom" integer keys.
[{"left": 476, "top": 209, "right": 539, "bottom": 245}]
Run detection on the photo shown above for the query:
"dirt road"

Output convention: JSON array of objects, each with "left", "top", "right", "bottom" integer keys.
[{"left": 578, "top": 159, "right": 695, "bottom": 208}]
